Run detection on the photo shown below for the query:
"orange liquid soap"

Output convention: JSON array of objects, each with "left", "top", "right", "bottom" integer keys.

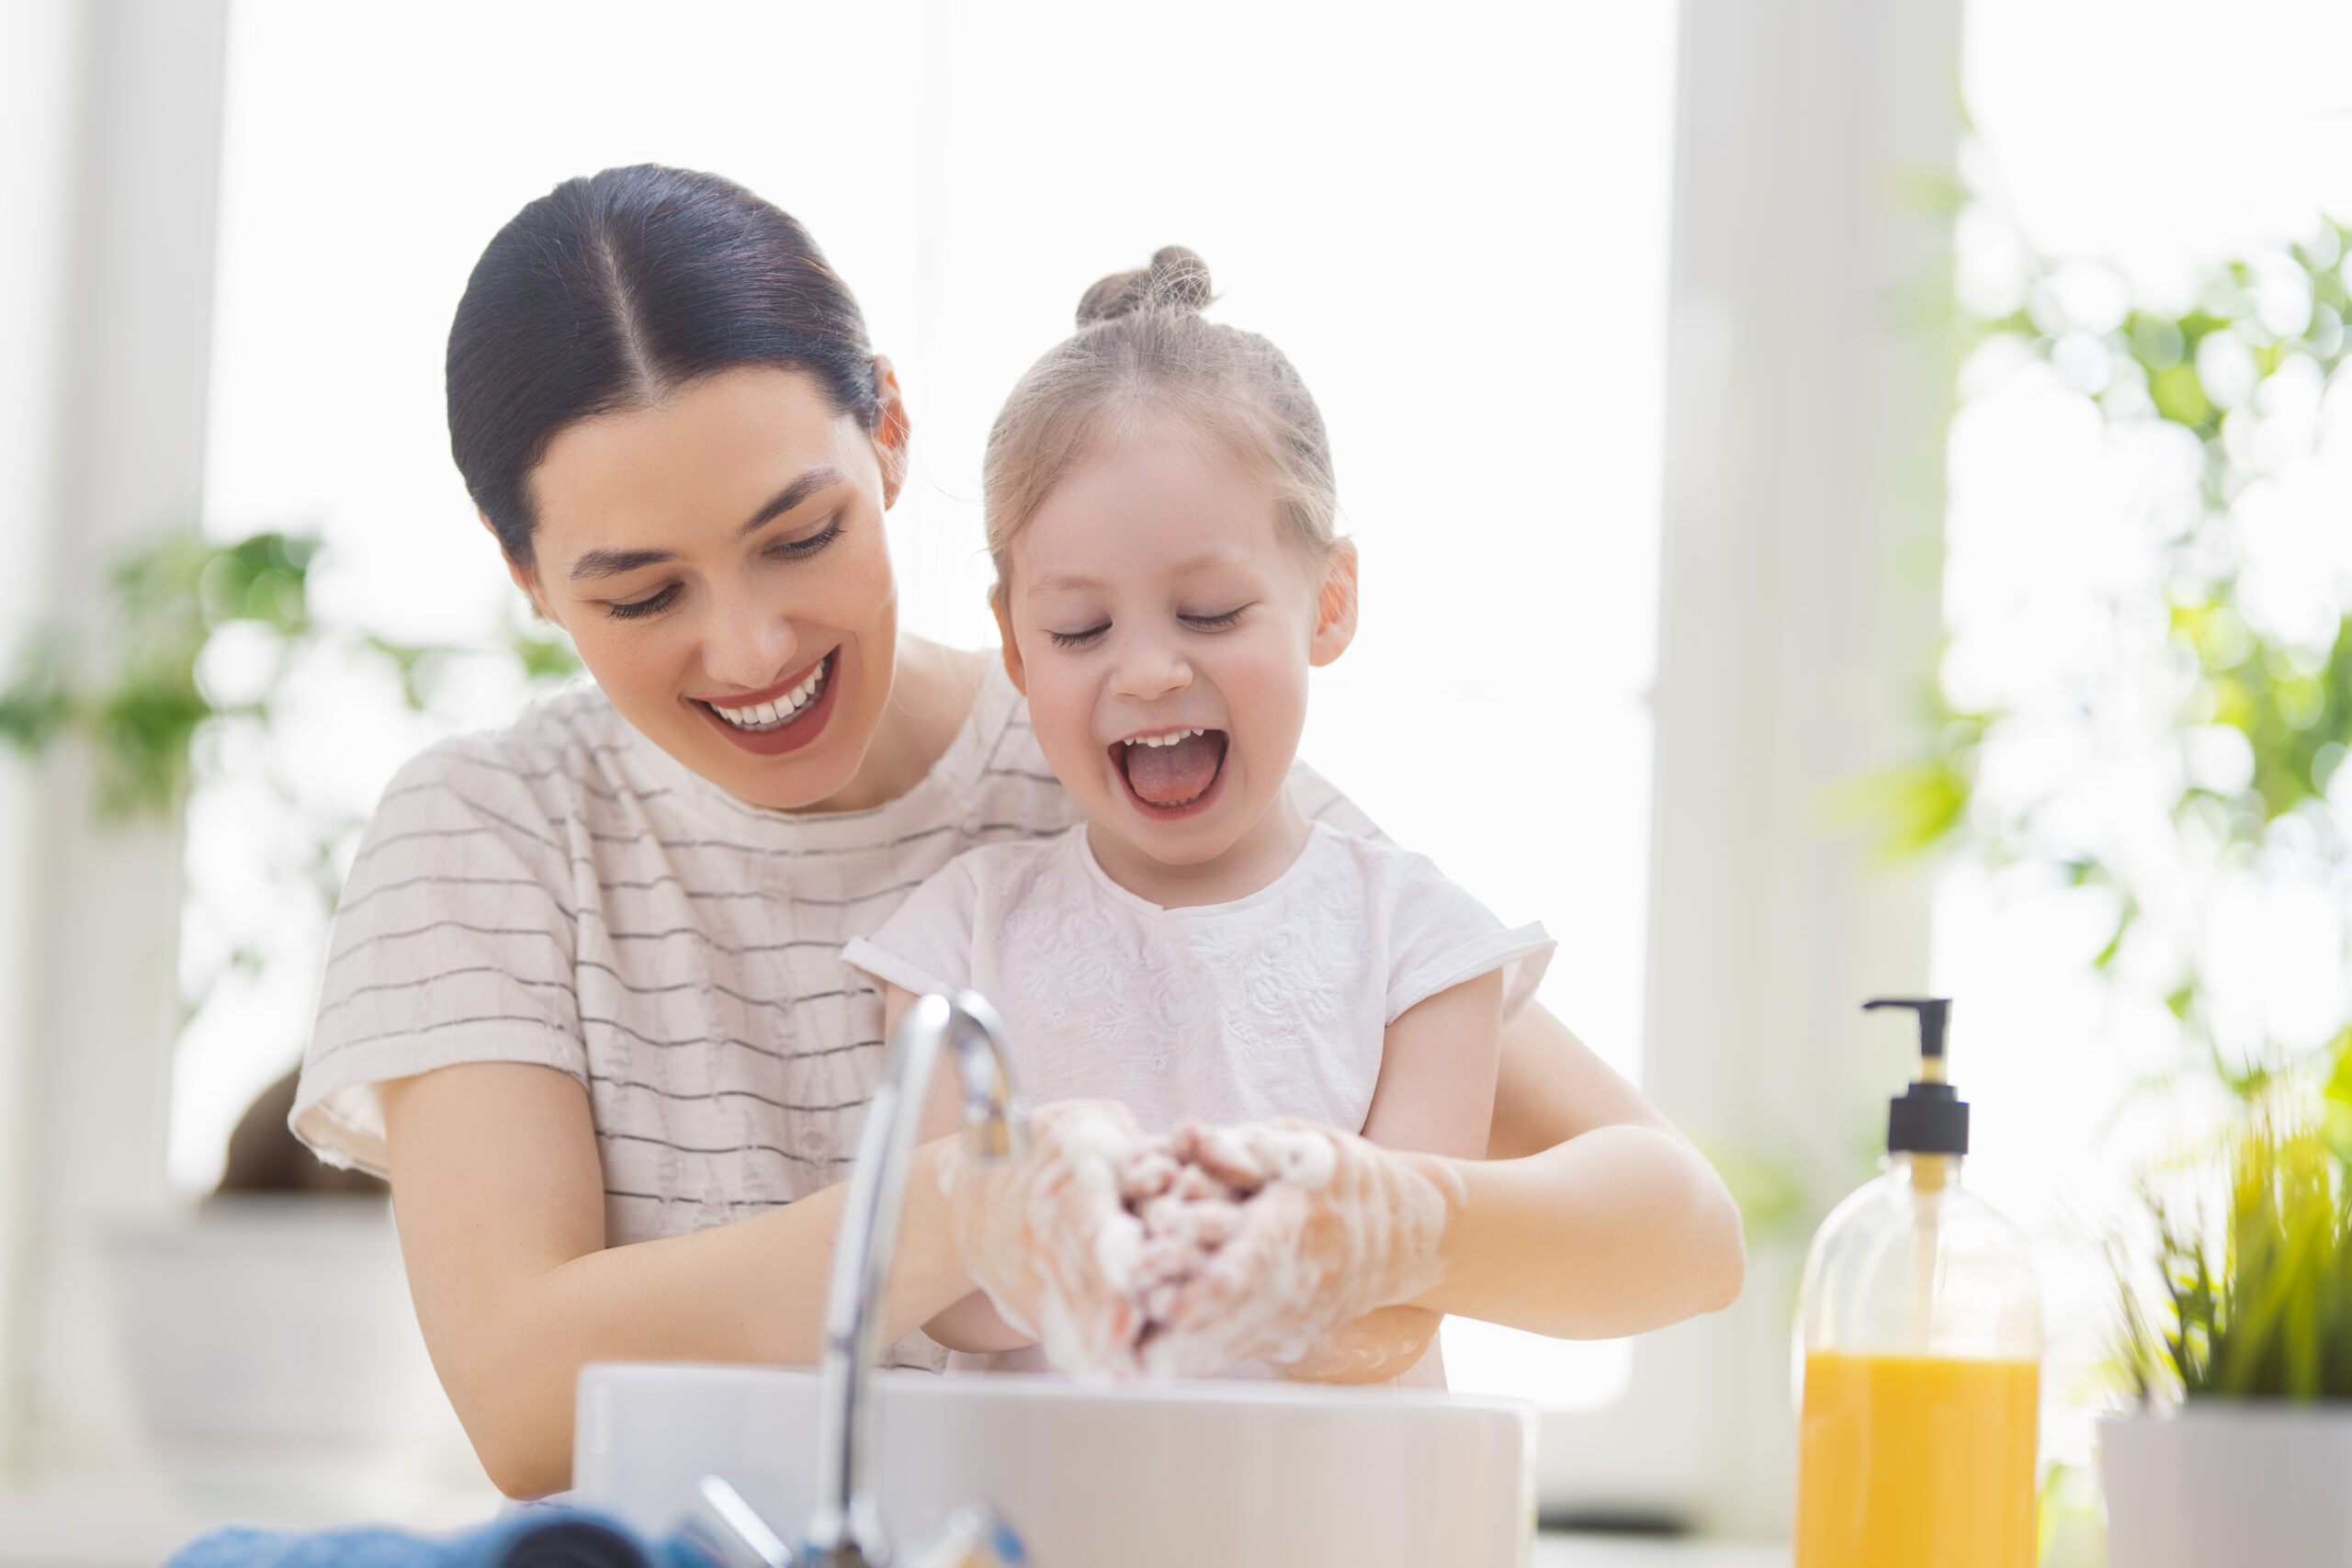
[{"left": 1794, "top": 1351, "right": 2040, "bottom": 1568}]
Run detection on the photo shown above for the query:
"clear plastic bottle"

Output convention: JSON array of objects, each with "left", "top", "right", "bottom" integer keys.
[{"left": 1792, "top": 998, "right": 2042, "bottom": 1568}]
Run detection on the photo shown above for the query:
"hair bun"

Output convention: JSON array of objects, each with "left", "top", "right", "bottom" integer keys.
[{"left": 1075, "top": 245, "right": 1215, "bottom": 326}]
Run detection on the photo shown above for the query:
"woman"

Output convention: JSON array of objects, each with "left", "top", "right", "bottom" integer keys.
[{"left": 293, "top": 164, "right": 1744, "bottom": 1498}]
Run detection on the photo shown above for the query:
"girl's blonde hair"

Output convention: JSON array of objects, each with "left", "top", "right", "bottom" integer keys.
[{"left": 982, "top": 246, "right": 1338, "bottom": 603}]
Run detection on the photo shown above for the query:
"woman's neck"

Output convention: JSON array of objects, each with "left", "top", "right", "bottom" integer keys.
[
  {"left": 803, "top": 636, "right": 988, "bottom": 814},
  {"left": 1085, "top": 787, "right": 1313, "bottom": 910}
]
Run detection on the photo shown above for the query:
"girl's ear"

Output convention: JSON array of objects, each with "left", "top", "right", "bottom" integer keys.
[
  {"left": 1308, "top": 540, "right": 1360, "bottom": 668},
  {"left": 990, "top": 590, "right": 1029, "bottom": 694},
  {"left": 871, "top": 355, "right": 913, "bottom": 509}
]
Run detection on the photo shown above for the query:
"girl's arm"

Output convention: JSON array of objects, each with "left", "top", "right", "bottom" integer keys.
[
  {"left": 380, "top": 1061, "right": 975, "bottom": 1498},
  {"left": 1278, "top": 968, "right": 1502, "bottom": 1383},
  {"left": 1423, "top": 1000, "right": 1746, "bottom": 1337},
  {"left": 1179, "top": 1002, "right": 1745, "bottom": 1371}
]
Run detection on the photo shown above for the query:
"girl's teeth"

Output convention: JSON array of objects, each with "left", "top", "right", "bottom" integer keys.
[{"left": 1125, "top": 728, "right": 1204, "bottom": 749}]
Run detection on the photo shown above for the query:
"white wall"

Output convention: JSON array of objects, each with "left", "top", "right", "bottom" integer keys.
[{"left": 0, "top": 0, "right": 230, "bottom": 1475}]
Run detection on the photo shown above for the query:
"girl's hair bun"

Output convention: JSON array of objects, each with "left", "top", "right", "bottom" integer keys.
[{"left": 1075, "top": 245, "right": 1215, "bottom": 326}]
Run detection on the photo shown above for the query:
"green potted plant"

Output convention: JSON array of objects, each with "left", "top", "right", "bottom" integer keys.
[{"left": 2100, "top": 1104, "right": 2352, "bottom": 1566}]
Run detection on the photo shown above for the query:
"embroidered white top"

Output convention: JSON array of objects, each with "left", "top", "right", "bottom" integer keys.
[{"left": 841, "top": 820, "right": 1554, "bottom": 1138}]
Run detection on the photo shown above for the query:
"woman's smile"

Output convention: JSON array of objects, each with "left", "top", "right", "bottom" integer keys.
[{"left": 695, "top": 647, "right": 840, "bottom": 754}]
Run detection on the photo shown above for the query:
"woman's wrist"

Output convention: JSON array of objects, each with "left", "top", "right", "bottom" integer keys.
[{"left": 884, "top": 1137, "right": 980, "bottom": 1337}]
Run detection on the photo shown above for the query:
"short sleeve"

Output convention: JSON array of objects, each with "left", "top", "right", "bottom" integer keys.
[
  {"left": 840, "top": 855, "right": 982, "bottom": 1001},
  {"left": 291, "top": 741, "right": 586, "bottom": 1177},
  {"left": 1375, "top": 851, "right": 1555, "bottom": 1026}
]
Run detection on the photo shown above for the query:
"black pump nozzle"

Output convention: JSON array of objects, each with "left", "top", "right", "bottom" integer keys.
[
  {"left": 1864, "top": 997, "right": 1968, "bottom": 1156},
  {"left": 1864, "top": 997, "right": 1949, "bottom": 1061}
]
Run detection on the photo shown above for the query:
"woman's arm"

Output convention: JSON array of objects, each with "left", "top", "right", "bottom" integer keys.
[
  {"left": 1419, "top": 1001, "right": 1746, "bottom": 1336},
  {"left": 380, "top": 1061, "right": 975, "bottom": 1498},
  {"left": 886, "top": 982, "right": 1035, "bottom": 1355}
]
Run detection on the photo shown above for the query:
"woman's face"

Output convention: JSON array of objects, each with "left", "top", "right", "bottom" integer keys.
[{"left": 511, "top": 364, "right": 910, "bottom": 812}]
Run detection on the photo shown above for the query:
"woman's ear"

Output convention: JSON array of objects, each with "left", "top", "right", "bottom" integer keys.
[
  {"left": 871, "top": 355, "right": 913, "bottom": 509},
  {"left": 486, "top": 513, "right": 559, "bottom": 625},
  {"left": 990, "top": 590, "right": 1029, "bottom": 694},
  {"left": 1308, "top": 539, "right": 1360, "bottom": 668}
]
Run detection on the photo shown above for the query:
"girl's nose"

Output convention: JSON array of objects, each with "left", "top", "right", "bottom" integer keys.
[
  {"left": 1111, "top": 633, "right": 1193, "bottom": 703},
  {"left": 702, "top": 585, "right": 800, "bottom": 693}
]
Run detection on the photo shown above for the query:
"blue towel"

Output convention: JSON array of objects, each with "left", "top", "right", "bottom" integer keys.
[{"left": 164, "top": 1509, "right": 719, "bottom": 1568}]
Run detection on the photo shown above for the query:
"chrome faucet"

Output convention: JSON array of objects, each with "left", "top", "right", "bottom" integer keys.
[{"left": 795, "top": 989, "right": 1029, "bottom": 1568}]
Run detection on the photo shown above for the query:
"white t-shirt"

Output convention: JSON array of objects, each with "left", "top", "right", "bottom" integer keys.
[
  {"left": 842, "top": 822, "right": 1554, "bottom": 1137},
  {"left": 291, "top": 660, "right": 1380, "bottom": 1248}
]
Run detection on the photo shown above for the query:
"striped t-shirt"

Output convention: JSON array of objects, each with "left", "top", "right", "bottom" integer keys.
[{"left": 291, "top": 658, "right": 1374, "bottom": 1249}]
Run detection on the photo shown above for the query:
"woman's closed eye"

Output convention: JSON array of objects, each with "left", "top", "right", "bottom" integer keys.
[
  {"left": 765, "top": 518, "right": 843, "bottom": 561},
  {"left": 605, "top": 582, "right": 683, "bottom": 620}
]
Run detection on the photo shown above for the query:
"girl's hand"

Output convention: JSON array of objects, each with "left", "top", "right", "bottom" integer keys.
[
  {"left": 934, "top": 1099, "right": 1155, "bottom": 1378},
  {"left": 1146, "top": 1119, "right": 1466, "bottom": 1377}
]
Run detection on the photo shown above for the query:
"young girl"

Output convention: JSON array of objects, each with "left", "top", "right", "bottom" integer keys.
[{"left": 842, "top": 247, "right": 1552, "bottom": 1382}]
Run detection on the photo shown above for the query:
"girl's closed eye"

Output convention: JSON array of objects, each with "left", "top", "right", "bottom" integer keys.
[
  {"left": 1182, "top": 605, "right": 1250, "bottom": 631},
  {"left": 1048, "top": 622, "right": 1110, "bottom": 649}
]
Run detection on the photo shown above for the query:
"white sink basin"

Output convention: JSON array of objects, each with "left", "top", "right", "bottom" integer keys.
[{"left": 573, "top": 1363, "right": 1538, "bottom": 1567}]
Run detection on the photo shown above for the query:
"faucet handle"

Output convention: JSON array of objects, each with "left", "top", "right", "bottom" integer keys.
[
  {"left": 678, "top": 1474, "right": 797, "bottom": 1568},
  {"left": 896, "top": 1504, "right": 1027, "bottom": 1568}
]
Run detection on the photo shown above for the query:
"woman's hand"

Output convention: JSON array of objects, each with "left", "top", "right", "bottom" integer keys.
[
  {"left": 935, "top": 1099, "right": 1156, "bottom": 1378},
  {"left": 1146, "top": 1120, "right": 1466, "bottom": 1376}
]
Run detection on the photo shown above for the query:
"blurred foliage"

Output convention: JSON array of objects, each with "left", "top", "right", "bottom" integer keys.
[
  {"left": 0, "top": 532, "right": 316, "bottom": 815},
  {"left": 1693, "top": 1134, "right": 1811, "bottom": 1246},
  {"left": 0, "top": 526, "right": 580, "bottom": 822},
  {"left": 1871, "top": 214, "right": 2352, "bottom": 1103},
  {"left": 0, "top": 526, "right": 582, "bottom": 822},
  {"left": 2117, "top": 1103, "right": 2352, "bottom": 1404}
]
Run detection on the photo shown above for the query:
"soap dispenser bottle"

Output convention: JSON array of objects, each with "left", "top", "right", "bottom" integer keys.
[{"left": 1792, "top": 998, "right": 2043, "bottom": 1568}]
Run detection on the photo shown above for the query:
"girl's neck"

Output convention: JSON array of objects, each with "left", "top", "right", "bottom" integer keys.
[{"left": 1084, "top": 786, "right": 1313, "bottom": 910}]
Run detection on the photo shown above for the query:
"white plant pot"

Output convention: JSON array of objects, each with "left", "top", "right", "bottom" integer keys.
[
  {"left": 101, "top": 1196, "right": 484, "bottom": 1511},
  {"left": 2099, "top": 1404, "right": 2352, "bottom": 1567}
]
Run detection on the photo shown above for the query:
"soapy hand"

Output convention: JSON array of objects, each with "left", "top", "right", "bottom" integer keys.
[
  {"left": 943, "top": 1105, "right": 1464, "bottom": 1381},
  {"left": 1144, "top": 1119, "right": 1465, "bottom": 1376},
  {"left": 935, "top": 1099, "right": 1155, "bottom": 1378}
]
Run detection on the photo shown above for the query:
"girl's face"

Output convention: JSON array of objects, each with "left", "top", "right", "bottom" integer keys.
[
  {"left": 510, "top": 364, "right": 910, "bottom": 812},
  {"left": 996, "top": 428, "right": 1356, "bottom": 881}
]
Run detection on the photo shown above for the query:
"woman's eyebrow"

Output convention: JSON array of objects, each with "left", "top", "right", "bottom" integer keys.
[
  {"left": 571, "top": 547, "right": 674, "bottom": 582},
  {"left": 739, "top": 465, "right": 844, "bottom": 536}
]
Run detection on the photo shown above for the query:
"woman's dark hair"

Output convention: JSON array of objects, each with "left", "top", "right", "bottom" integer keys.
[{"left": 447, "top": 164, "right": 880, "bottom": 563}]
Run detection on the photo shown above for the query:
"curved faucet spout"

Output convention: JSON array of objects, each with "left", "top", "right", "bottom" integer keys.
[{"left": 801, "top": 990, "right": 1028, "bottom": 1568}]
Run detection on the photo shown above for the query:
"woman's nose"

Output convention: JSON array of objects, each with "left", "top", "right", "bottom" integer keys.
[{"left": 702, "top": 586, "right": 800, "bottom": 692}]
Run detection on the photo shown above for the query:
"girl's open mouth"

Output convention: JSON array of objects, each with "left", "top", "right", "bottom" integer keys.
[
  {"left": 695, "top": 649, "right": 840, "bottom": 756},
  {"left": 1112, "top": 728, "right": 1228, "bottom": 819}
]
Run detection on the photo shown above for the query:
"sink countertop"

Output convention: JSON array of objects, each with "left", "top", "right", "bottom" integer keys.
[
  {"left": 1536, "top": 1539, "right": 1788, "bottom": 1568},
  {"left": 0, "top": 1492, "right": 1787, "bottom": 1568}
]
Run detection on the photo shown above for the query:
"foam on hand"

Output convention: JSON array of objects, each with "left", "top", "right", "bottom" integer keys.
[{"left": 941, "top": 1103, "right": 1464, "bottom": 1382}]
